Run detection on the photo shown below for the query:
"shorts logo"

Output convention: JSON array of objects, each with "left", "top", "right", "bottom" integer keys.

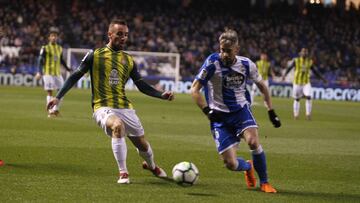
[
  {"left": 109, "top": 69, "right": 120, "bottom": 85},
  {"left": 223, "top": 71, "right": 245, "bottom": 89}
]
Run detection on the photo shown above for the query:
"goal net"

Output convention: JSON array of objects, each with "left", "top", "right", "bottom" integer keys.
[{"left": 66, "top": 48, "right": 181, "bottom": 90}]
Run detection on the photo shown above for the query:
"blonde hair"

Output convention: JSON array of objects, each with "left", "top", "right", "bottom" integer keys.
[{"left": 219, "top": 28, "right": 238, "bottom": 46}]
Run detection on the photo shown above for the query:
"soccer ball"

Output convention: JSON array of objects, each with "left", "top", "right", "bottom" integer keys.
[{"left": 172, "top": 161, "right": 199, "bottom": 186}]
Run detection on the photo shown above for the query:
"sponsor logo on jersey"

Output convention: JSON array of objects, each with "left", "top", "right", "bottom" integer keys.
[
  {"left": 109, "top": 69, "right": 119, "bottom": 85},
  {"left": 223, "top": 71, "right": 245, "bottom": 89}
]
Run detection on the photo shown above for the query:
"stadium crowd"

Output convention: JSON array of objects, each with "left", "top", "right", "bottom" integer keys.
[{"left": 0, "top": 0, "right": 359, "bottom": 88}]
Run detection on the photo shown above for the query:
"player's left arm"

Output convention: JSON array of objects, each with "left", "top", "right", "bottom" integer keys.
[
  {"left": 60, "top": 52, "right": 72, "bottom": 72},
  {"left": 252, "top": 61, "right": 281, "bottom": 128},
  {"left": 269, "top": 62, "right": 276, "bottom": 80},
  {"left": 311, "top": 65, "right": 327, "bottom": 84},
  {"left": 130, "top": 63, "right": 174, "bottom": 101}
]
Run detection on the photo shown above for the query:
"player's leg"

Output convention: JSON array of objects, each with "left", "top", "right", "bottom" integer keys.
[
  {"left": 51, "top": 76, "right": 65, "bottom": 114},
  {"left": 128, "top": 136, "right": 167, "bottom": 178},
  {"left": 304, "top": 83, "right": 312, "bottom": 120},
  {"left": 93, "top": 107, "right": 129, "bottom": 184},
  {"left": 43, "top": 75, "right": 56, "bottom": 117},
  {"left": 292, "top": 84, "right": 302, "bottom": 119},
  {"left": 120, "top": 109, "right": 166, "bottom": 177},
  {"left": 243, "top": 128, "right": 276, "bottom": 193}
]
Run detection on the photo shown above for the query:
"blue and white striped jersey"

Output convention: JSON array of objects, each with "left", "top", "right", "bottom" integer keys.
[{"left": 195, "top": 53, "right": 262, "bottom": 113}]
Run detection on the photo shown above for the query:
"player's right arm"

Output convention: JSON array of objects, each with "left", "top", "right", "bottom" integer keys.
[
  {"left": 190, "top": 56, "right": 220, "bottom": 122},
  {"left": 47, "top": 50, "right": 93, "bottom": 110},
  {"left": 282, "top": 59, "right": 295, "bottom": 81},
  {"left": 35, "top": 47, "right": 45, "bottom": 80}
]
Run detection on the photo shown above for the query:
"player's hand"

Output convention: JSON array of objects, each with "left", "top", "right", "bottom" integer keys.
[
  {"left": 161, "top": 91, "right": 175, "bottom": 101},
  {"left": 202, "top": 106, "right": 222, "bottom": 122},
  {"left": 35, "top": 72, "right": 41, "bottom": 80},
  {"left": 47, "top": 98, "right": 60, "bottom": 111},
  {"left": 268, "top": 109, "right": 281, "bottom": 128},
  {"left": 281, "top": 75, "right": 286, "bottom": 82}
]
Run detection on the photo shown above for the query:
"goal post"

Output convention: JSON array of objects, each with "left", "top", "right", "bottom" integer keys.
[{"left": 66, "top": 48, "right": 181, "bottom": 90}]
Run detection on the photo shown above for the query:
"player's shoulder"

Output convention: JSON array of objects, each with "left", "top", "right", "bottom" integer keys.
[
  {"left": 236, "top": 55, "right": 255, "bottom": 65},
  {"left": 122, "top": 51, "right": 133, "bottom": 58},
  {"left": 206, "top": 53, "right": 220, "bottom": 63}
]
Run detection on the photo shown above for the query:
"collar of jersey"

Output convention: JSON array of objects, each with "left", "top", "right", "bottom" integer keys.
[{"left": 106, "top": 45, "right": 123, "bottom": 53}]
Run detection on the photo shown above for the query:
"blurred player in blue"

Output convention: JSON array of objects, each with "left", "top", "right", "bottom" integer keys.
[{"left": 191, "top": 29, "right": 281, "bottom": 193}]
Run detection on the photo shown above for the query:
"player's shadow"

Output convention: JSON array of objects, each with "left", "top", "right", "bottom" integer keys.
[
  {"left": 278, "top": 189, "right": 360, "bottom": 201},
  {"left": 187, "top": 193, "right": 217, "bottom": 197}
]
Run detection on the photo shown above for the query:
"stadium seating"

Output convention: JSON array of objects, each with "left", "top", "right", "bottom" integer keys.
[{"left": 0, "top": 0, "right": 359, "bottom": 87}]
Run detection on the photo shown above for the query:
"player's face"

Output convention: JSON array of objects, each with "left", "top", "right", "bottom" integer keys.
[
  {"left": 48, "top": 33, "right": 58, "bottom": 44},
  {"left": 261, "top": 54, "right": 267, "bottom": 60},
  {"left": 220, "top": 43, "right": 238, "bottom": 67},
  {"left": 108, "top": 24, "right": 129, "bottom": 50},
  {"left": 300, "top": 48, "right": 308, "bottom": 57}
]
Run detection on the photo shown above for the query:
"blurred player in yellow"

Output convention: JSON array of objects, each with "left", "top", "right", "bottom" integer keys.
[
  {"left": 47, "top": 19, "right": 174, "bottom": 184},
  {"left": 250, "top": 53, "right": 275, "bottom": 105},
  {"left": 282, "top": 48, "right": 327, "bottom": 120},
  {"left": 35, "top": 27, "right": 71, "bottom": 117}
]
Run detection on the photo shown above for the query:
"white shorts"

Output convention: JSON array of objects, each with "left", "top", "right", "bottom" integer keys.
[
  {"left": 93, "top": 107, "right": 145, "bottom": 137},
  {"left": 293, "top": 83, "right": 312, "bottom": 99},
  {"left": 43, "top": 75, "right": 64, "bottom": 90}
]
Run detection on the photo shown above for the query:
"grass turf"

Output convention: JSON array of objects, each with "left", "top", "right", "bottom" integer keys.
[{"left": 0, "top": 86, "right": 359, "bottom": 202}]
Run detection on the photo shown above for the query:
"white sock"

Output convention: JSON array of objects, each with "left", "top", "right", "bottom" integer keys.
[
  {"left": 46, "top": 96, "right": 52, "bottom": 105},
  {"left": 293, "top": 100, "right": 300, "bottom": 117},
  {"left": 53, "top": 98, "right": 63, "bottom": 111},
  {"left": 112, "top": 137, "right": 128, "bottom": 173},
  {"left": 306, "top": 99, "right": 312, "bottom": 116},
  {"left": 138, "top": 143, "right": 155, "bottom": 170}
]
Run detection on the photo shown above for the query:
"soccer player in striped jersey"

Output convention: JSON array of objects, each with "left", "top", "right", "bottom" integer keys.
[
  {"left": 191, "top": 29, "right": 280, "bottom": 193},
  {"left": 47, "top": 19, "right": 174, "bottom": 184},
  {"left": 250, "top": 53, "right": 275, "bottom": 105},
  {"left": 282, "top": 48, "right": 327, "bottom": 120},
  {"left": 35, "top": 28, "right": 72, "bottom": 117}
]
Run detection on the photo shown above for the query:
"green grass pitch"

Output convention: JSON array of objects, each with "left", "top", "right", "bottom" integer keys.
[{"left": 1, "top": 86, "right": 359, "bottom": 202}]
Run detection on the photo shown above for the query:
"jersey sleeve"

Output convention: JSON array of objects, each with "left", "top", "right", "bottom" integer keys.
[
  {"left": 249, "top": 60, "right": 262, "bottom": 82},
  {"left": 195, "top": 54, "right": 217, "bottom": 85},
  {"left": 37, "top": 46, "right": 46, "bottom": 73},
  {"left": 77, "top": 50, "right": 94, "bottom": 74}
]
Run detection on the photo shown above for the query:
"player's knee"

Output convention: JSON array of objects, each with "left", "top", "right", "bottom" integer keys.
[
  {"left": 295, "top": 98, "right": 300, "bottom": 102},
  {"left": 111, "top": 120, "right": 124, "bottom": 138},
  {"left": 306, "top": 96, "right": 311, "bottom": 100},
  {"left": 247, "top": 138, "right": 259, "bottom": 150}
]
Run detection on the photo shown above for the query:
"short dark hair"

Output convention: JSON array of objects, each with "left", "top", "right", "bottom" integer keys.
[{"left": 110, "top": 19, "right": 127, "bottom": 27}]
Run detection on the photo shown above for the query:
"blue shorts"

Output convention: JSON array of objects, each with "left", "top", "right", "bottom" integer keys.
[{"left": 210, "top": 104, "right": 258, "bottom": 154}]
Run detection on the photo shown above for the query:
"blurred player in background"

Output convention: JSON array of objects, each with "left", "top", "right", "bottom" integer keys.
[
  {"left": 282, "top": 47, "right": 327, "bottom": 120},
  {"left": 191, "top": 29, "right": 280, "bottom": 193},
  {"left": 35, "top": 27, "right": 72, "bottom": 117},
  {"left": 250, "top": 53, "right": 275, "bottom": 105},
  {"left": 47, "top": 19, "right": 174, "bottom": 184}
]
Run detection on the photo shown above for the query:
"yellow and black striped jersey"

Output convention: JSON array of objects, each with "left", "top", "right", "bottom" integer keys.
[
  {"left": 293, "top": 57, "right": 313, "bottom": 85},
  {"left": 56, "top": 45, "right": 165, "bottom": 112},
  {"left": 39, "top": 43, "right": 63, "bottom": 76},
  {"left": 256, "top": 59, "right": 271, "bottom": 80}
]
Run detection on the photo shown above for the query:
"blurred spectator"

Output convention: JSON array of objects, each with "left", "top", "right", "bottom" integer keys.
[{"left": 0, "top": 0, "right": 359, "bottom": 87}]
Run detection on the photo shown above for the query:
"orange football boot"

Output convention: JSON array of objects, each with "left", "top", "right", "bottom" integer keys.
[
  {"left": 260, "top": 183, "right": 277, "bottom": 193},
  {"left": 244, "top": 160, "right": 256, "bottom": 188}
]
